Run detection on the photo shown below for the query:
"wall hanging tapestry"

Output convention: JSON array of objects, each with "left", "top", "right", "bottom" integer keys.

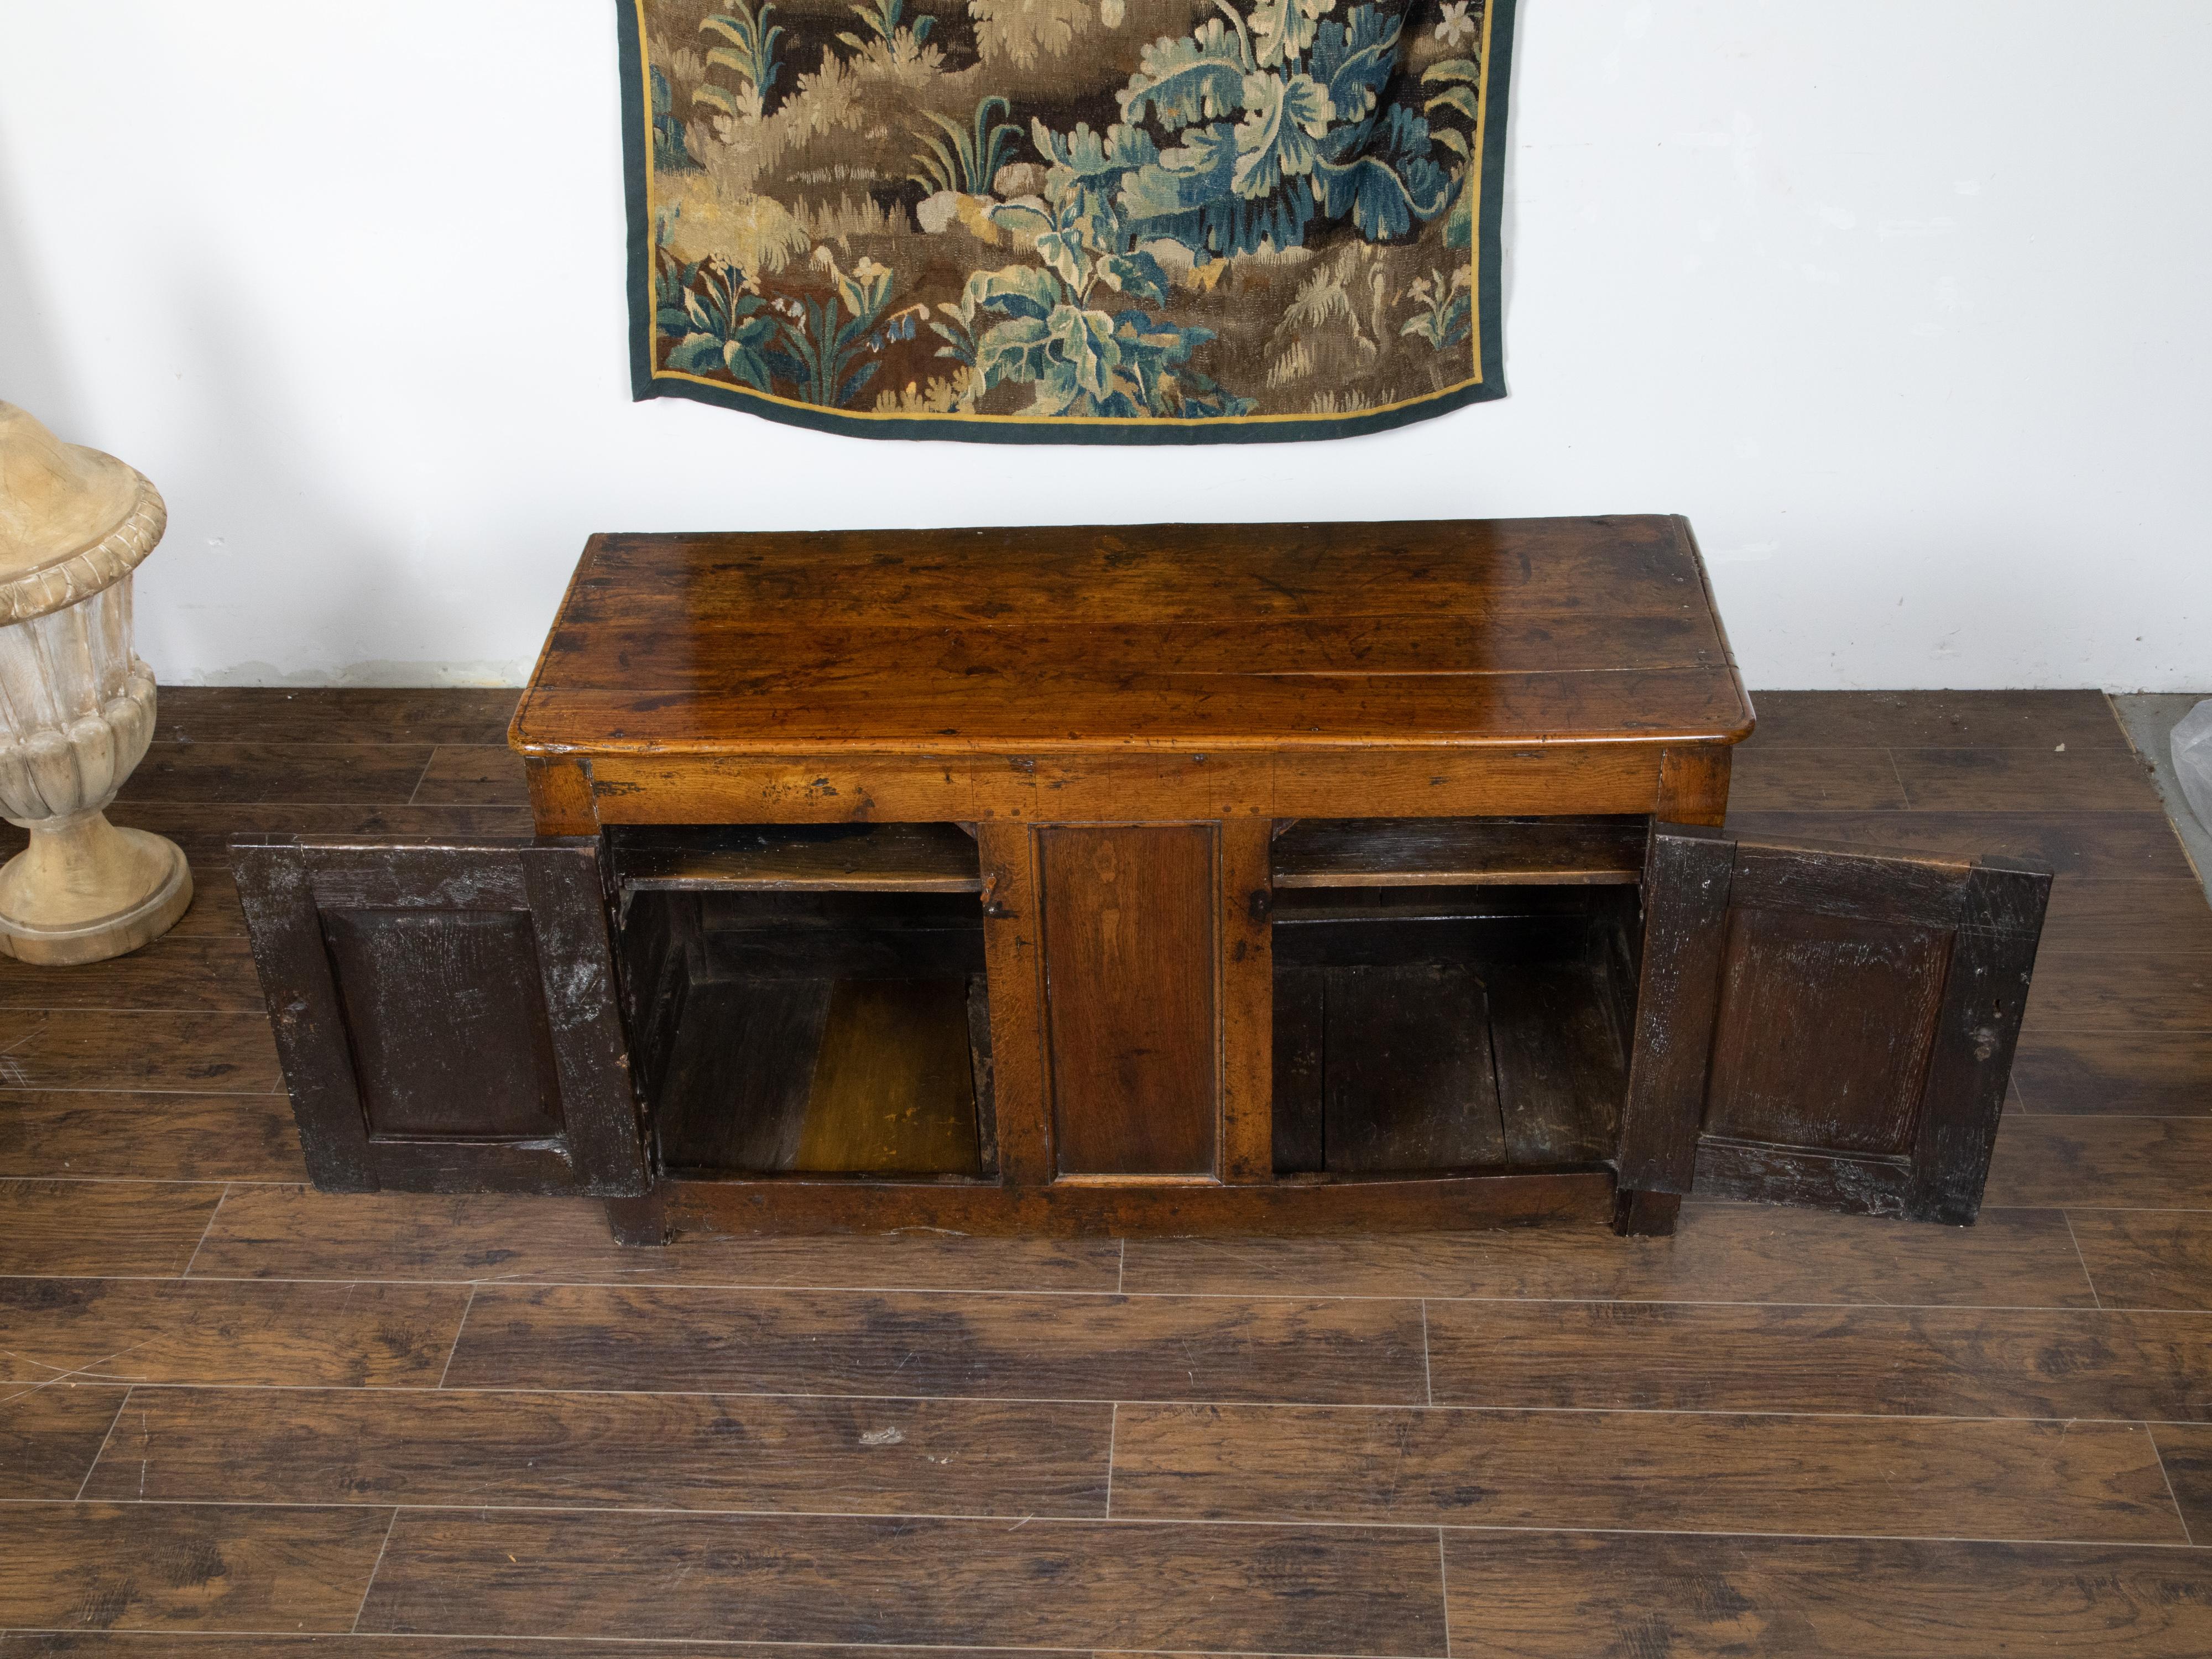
[{"left": 619, "top": 0, "right": 1515, "bottom": 443}]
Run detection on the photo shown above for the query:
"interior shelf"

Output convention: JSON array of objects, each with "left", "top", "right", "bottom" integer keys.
[
  {"left": 612, "top": 823, "right": 983, "bottom": 894},
  {"left": 1271, "top": 816, "right": 1647, "bottom": 889}
]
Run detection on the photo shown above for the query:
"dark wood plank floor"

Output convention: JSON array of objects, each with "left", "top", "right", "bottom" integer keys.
[{"left": 3, "top": 686, "right": 2210, "bottom": 1657}]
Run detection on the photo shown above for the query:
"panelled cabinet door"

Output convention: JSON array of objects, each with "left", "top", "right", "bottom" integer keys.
[
  {"left": 230, "top": 836, "right": 647, "bottom": 1197},
  {"left": 1617, "top": 826, "right": 2051, "bottom": 1224}
]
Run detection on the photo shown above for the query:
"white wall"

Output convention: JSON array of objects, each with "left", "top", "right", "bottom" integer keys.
[{"left": 1, "top": 0, "right": 2206, "bottom": 689}]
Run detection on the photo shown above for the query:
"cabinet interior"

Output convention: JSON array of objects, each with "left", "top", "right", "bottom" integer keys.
[
  {"left": 612, "top": 825, "right": 997, "bottom": 1181},
  {"left": 1268, "top": 817, "right": 1648, "bottom": 1177},
  {"left": 606, "top": 818, "right": 1656, "bottom": 1186}
]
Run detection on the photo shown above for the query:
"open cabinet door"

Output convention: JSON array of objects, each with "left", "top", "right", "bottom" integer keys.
[
  {"left": 1617, "top": 825, "right": 2049, "bottom": 1225},
  {"left": 231, "top": 836, "right": 647, "bottom": 1197}
]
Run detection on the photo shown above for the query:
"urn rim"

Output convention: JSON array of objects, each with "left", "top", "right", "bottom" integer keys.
[{"left": 0, "top": 401, "right": 168, "bottom": 624}]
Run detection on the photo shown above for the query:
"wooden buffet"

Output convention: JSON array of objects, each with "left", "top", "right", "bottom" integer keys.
[{"left": 233, "top": 519, "right": 2051, "bottom": 1245}]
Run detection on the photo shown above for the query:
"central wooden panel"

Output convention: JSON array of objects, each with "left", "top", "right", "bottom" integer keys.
[{"left": 1037, "top": 825, "right": 1219, "bottom": 1176}]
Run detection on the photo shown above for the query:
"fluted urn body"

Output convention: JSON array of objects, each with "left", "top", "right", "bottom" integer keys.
[{"left": 0, "top": 401, "right": 190, "bottom": 963}]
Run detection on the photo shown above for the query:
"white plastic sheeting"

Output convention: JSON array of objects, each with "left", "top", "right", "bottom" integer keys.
[{"left": 2175, "top": 700, "right": 2212, "bottom": 834}]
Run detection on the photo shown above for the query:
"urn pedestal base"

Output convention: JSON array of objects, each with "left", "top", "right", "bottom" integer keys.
[
  {"left": 2, "top": 399, "right": 191, "bottom": 963},
  {"left": 0, "top": 810, "right": 192, "bottom": 966}
]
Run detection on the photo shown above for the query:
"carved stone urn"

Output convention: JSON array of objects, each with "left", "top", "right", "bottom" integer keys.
[{"left": 0, "top": 402, "right": 190, "bottom": 964}]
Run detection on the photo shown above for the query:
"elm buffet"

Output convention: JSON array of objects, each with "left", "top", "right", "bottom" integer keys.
[{"left": 233, "top": 520, "right": 2049, "bottom": 1245}]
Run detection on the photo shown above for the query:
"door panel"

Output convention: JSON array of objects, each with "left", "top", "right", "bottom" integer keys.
[
  {"left": 1037, "top": 824, "right": 1218, "bottom": 1176},
  {"left": 1618, "top": 827, "right": 2049, "bottom": 1224},
  {"left": 232, "top": 836, "right": 646, "bottom": 1197},
  {"left": 320, "top": 909, "right": 566, "bottom": 1140},
  {"left": 1702, "top": 905, "right": 1951, "bottom": 1155}
]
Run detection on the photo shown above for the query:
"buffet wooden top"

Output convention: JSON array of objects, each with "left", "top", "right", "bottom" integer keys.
[
  {"left": 512, "top": 517, "right": 1751, "bottom": 753},
  {"left": 509, "top": 517, "right": 1752, "bottom": 831}
]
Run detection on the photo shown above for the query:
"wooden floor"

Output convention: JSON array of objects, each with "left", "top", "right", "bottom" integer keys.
[{"left": 2, "top": 688, "right": 2210, "bottom": 1656}]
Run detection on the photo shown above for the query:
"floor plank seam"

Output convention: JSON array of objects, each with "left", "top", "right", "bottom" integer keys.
[
  {"left": 104, "top": 799, "right": 509, "bottom": 811},
  {"left": 69, "top": 1385, "right": 132, "bottom": 1503},
  {"left": 403, "top": 749, "right": 439, "bottom": 806},
  {"left": 176, "top": 1184, "right": 228, "bottom": 1279},
  {"left": 0, "top": 1089, "right": 290, "bottom": 1099},
  {"left": 2146, "top": 1423, "right": 2198, "bottom": 1548},
  {"left": 0, "top": 1631, "right": 1457, "bottom": 1658},
  {"left": 1731, "top": 806, "right": 2177, "bottom": 816},
  {"left": 4, "top": 1269, "right": 2192, "bottom": 1313},
  {"left": 1419, "top": 1298, "right": 1433, "bottom": 1405},
  {"left": 0, "top": 1009, "right": 303, "bottom": 1022},
  {"left": 2016, "top": 1027, "right": 2212, "bottom": 1038},
  {"left": 1984, "top": 1203, "right": 2212, "bottom": 1216},
  {"left": 351, "top": 1506, "right": 402, "bottom": 1634},
  {"left": 436, "top": 1285, "right": 477, "bottom": 1388},
  {"left": 4, "top": 1496, "right": 2204, "bottom": 1553},
  {"left": 9, "top": 1382, "right": 2208, "bottom": 1427},
  {"left": 4, "top": 1274, "right": 2194, "bottom": 1310},
  {"left": 2004, "top": 1112, "right": 2212, "bottom": 1122},
  {"left": 1103, "top": 1401, "right": 1118, "bottom": 1519},
  {"left": 2062, "top": 1211, "right": 2105, "bottom": 1310},
  {"left": 0, "top": 1004, "right": 297, "bottom": 1015},
  {"left": 0, "top": 1176, "right": 304, "bottom": 1190},
  {"left": 1434, "top": 1528, "right": 1452, "bottom": 1658}
]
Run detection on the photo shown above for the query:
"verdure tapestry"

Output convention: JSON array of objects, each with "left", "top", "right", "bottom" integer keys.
[{"left": 619, "top": 0, "right": 1515, "bottom": 442}]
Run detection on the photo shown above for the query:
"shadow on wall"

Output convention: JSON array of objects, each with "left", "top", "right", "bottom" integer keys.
[
  {"left": 0, "top": 133, "right": 81, "bottom": 433},
  {"left": 142, "top": 267, "right": 514, "bottom": 686},
  {"left": 3, "top": 132, "right": 502, "bottom": 685}
]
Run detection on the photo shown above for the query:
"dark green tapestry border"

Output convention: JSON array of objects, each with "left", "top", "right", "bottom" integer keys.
[{"left": 618, "top": 0, "right": 1516, "bottom": 445}]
